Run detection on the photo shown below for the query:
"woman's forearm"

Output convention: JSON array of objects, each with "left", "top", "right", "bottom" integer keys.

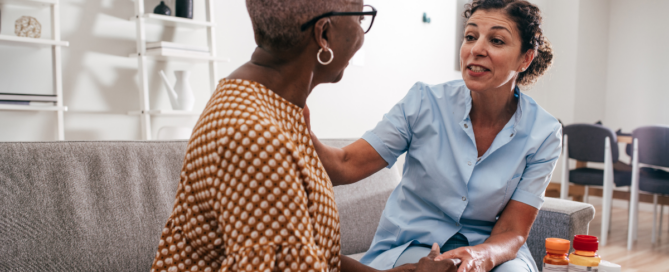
[
  {"left": 310, "top": 131, "right": 351, "bottom": 185},
  {"left": 476, "top": 231, "right": 526, "bottom": 270},
  {"left": 479, "top": 200, "right": 537, "bottom": 270},
  {"left": 310, "top": 131, "right": 388, "bottom": 186},
  {"left": 341, "top": 255, "right": 380, "bottom": 272}
]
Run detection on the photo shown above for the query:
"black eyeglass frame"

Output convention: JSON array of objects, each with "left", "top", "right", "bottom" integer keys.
[{"left": 300, "top": 5, "right": 377, "bottom": 33}]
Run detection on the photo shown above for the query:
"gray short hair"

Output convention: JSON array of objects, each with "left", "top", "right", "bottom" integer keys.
[{"left": 246, "top": 0, "right": 346, "bottom": 51}]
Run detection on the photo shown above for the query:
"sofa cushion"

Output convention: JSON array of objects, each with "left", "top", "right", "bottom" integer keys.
[{"left": 0, "top": 141, "right": 187, "bottom": 272}]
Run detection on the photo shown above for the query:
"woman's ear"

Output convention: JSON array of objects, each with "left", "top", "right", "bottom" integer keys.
[
  {"left": 520, "top": 49, "right": 536, "bottom": 72},
  {"left": 313, "top": 18, "right": 332, "bottom": 50}
]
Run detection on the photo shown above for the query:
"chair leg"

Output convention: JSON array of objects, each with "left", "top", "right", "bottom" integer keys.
[
  {"left": 627, "top": 138, "right": 640, "bottom": 250},
  {"left": 609, "top": 209, "right": 613, "bottom": 234},
  {"left": 584, "top": 186, "right": 589, "bottom": 203},
  {"left": 635, "top": 204, "right": 639, "bottom": 241},
  {"left": 560, "top": 135, "right": 570, "bottom": 200},
  {"left": 653, "top": 194, "right": 658, "bottom": 244},
  {"left": 660, "top": 205, "right": 664, "bottom": 242}
]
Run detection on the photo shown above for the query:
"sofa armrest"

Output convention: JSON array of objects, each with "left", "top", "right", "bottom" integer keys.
[{"left": 527, "top": 197, "right": 595, "bottom": 270}]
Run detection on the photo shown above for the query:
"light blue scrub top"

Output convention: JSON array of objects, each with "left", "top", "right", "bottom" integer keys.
[{"left": 359, "top": 80, "right": 562, "bottom": 269}]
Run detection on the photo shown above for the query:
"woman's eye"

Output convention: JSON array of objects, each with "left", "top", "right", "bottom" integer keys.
[
  {"left": 465, "top": 35, "right": 476, "bottom": 41},
  {"left": 491, "top": 38, "right": 504, "bottom": 45}
]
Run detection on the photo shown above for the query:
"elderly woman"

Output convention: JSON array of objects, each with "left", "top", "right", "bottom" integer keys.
[
  {"left": 308, "top": 0, "right": 558, "bottom": 271},
  {"left": 149, "top": 0, "right": 458, "bottom": 272}
]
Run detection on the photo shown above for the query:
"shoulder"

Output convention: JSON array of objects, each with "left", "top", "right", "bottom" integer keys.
[
  {"left": 408, "top": 79, "right": 469, "bottom": 99},
  {"left": 519, "top": 92, "right": 561, "bottom": 135},
  {"left": 517, "top": 93, "right": 562, "bottom": 158},
  {"left": 400, "top": 80, "right": 470, "bottom": 111}
]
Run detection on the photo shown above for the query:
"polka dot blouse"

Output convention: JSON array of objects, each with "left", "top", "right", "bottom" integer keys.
[{"left": 151, "top": 79, "right": 341, "bottom": 272}]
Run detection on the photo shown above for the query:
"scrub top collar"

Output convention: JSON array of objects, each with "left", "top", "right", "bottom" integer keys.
[{"left": 460, "top": 86, "right": 524, "bottom": 164}]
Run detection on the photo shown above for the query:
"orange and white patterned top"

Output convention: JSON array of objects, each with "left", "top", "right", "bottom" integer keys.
[{"left": 150, "top": 79, "right": 341, "bottom": 272}]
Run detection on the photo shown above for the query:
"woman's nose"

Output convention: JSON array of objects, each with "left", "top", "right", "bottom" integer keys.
[{"left": 470, "top": 39, "right": 487, "bottom": 57}]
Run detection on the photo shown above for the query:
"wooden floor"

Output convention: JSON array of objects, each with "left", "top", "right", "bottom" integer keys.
[{"left": 588, "top": 205, "right": 669, "bottom": 271}]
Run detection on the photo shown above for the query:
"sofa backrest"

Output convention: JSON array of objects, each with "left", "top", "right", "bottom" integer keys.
[
  {"left": 0, "top": 141, "right": 187, "bottom": 271},
  {"left": 0, "top": 139, "right": 400, "bottom": 271}
]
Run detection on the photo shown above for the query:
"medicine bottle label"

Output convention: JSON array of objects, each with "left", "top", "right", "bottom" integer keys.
[
  {"left": 568, "top": 263, "right": 598, "bottom": 272},
  {"left": 543, "top": 263, "right": 568, "bottom": 271}
]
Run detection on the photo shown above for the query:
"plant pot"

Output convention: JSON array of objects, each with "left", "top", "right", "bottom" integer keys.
[{"left": 175, "top": 0, "right": 193, "bottom": 19}]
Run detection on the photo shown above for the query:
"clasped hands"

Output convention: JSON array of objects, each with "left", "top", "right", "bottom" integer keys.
[{"left": 392, "top": 243, "right": 492, "bottom": 272}]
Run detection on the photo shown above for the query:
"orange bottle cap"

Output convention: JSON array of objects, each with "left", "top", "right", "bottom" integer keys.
[{"left": 546, "top": 238, "right": 570, "bottom": 254}]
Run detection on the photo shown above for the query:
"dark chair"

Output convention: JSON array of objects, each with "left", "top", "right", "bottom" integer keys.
[
  {"left": 627, "top": 126, "right": 669, "bottom": 248},
  {"left": 561, "top": 124, "right": 632, "bottom": 246}
]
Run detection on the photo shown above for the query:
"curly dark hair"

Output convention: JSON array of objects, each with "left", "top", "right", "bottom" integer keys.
[{"left": 464, "top": 0, "right": 553, "bottom": 87}]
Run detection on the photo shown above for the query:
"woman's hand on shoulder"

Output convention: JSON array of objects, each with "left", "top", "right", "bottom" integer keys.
[
  {"left": 390, "top": 243, "right": 460, "bottom": 272},
  {"left": 303, "top": 104, "right": 312, "bottom": 132},
  {"left": 434, "top": 245, "right": 492, "bottom": 272}
]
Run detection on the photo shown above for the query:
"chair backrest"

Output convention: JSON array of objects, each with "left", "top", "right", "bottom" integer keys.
[
  {"left": 632, "top": 126, "right": 669, "bottom": 168},
  {"left": 563, "top": 124, "right": 619, "bottom": 163}
]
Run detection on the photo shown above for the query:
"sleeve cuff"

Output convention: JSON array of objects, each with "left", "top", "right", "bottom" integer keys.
[
  {"left": 362, "top": 130, "right": 398, "bottom": 169},
  {"left": 511, "top": 189, "right": 545, "bottom": 210}
]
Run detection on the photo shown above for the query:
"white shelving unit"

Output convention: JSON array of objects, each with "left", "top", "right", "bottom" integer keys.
[
  {"left": 0, "top": 0, "right": 69, "bottom": 140},
  {"left": 129, "top": 0, "right": 227, "bottom": 140}
]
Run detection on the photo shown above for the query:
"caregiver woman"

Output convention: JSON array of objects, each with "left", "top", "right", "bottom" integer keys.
[{"left": 309, "top": 0, "right": 559, "bottom": 271}]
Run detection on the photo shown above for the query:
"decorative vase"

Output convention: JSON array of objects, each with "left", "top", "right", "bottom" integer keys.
[
  {"left": 175, "top": 0, "right": 193, "bottom": 19},
  {"left": 153, "top": 1, "right": 171, "bottom": 16},
  {"left": 160, "top": 70, "right": 195, "bottom": 111},
  {"left": 15, "top": 16, "right": 41, "bottom": 38}
]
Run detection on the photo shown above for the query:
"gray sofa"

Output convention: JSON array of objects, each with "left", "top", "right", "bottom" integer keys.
[{"left": 0, "top": 140, "right": 595, "bottom": 271}]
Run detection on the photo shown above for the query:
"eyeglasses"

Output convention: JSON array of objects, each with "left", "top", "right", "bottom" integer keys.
[{"left": 300, "top": 5, "right": 377, "bottom": 34}]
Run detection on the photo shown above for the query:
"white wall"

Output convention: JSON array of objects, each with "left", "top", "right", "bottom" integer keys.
[
  {"left": 604, "top": 0, "right": 669, "bottom": 133},
  {"left": 308, "top": 0, "right": 461, "bottom": 138},
  {"left": 0, "top": 0, "right": 459, "bottom": 141}
]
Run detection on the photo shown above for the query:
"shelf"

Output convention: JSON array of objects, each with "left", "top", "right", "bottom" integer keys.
[
  {"left": 0, "top": 104, "right": 67, "bottom": 112},
  {"left": 0, "top": 0, "right": 56, "bottom": 7},
  {"left": 0, "top": 35, "right": 69, "bottom": 47},
  {"left": 129, "top": 51, "right": 229, "bottom": 63},
  {"left": 130, "top": 13, "right": 215, "bottom": 29},
  {"left": 128, "top": 110, "right": 202, "bottom": 116}
]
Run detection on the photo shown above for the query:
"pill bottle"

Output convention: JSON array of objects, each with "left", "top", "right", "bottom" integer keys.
[
  {"left": 543, "top": 238, "right": 570, "bottom": 271},
  {"left": 568, "top": 235, "right": 601, "bottom": 272}
]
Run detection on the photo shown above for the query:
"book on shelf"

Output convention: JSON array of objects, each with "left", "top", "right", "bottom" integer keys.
[
  {"left": 0, "top": 100, "right": 56, "bottom": 106},
  {"left": 146, "top": 41, "right": 209, "bottom": 53},
  {"left": 0, "top": 93, "right": 57, "bottom": 102},
  {"left": 145, "top": 47, "right": 212, "bottom": 58}
]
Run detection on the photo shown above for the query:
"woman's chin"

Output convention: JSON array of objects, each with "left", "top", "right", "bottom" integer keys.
[
  {"left": 331, "top": 71, "right": 345, "bottom": 83},
  {"left": 463, "top": 79, "right": 488, "bottom": 93}
]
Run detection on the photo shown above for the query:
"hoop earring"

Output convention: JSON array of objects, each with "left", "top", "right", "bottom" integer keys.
[{"left": 317, "top": 48, "right": 334, "bottom": 65}]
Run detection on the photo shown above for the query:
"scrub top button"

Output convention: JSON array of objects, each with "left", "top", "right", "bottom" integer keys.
[
  {"left": 464, "top": 124, "right": 469, "bottom": 129},
  {"left": 467, "top": 161, "right": 472, "bottom": 166},
  {"left": 462, "top": 196, "right": 467, "bottom": 201}
]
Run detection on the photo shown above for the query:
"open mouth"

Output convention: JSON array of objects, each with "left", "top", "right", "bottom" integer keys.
[{"left": 467, "top": 65, "right": 490, "bottom": 73}]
